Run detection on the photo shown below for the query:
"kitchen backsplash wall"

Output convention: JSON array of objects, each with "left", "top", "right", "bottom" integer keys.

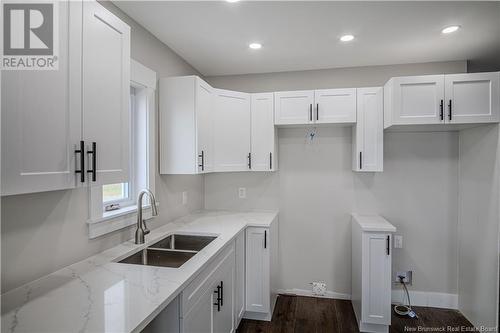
[{"left": 1, "top": 2, "right": 204, "bottom": 293}]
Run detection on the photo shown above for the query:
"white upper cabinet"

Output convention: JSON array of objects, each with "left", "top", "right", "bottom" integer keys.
[
  {"left": 353, "top": 87, "right": 383, "bottom": 172},
  {"left": 384, "top": 72, "right": 500, "bottom": 129},
  {"left": 251, "top": 93, "right": 277, "bottom": 171},
  {"left": 274, "top": 90, "right": 314, "bottom": 125},
  {"left": 314, "top": 88, "right": 357, "bottom": 124},
  {"left": 214, "top": 89, "right": 251, "bottom": 172},
  {"left": 445, "top": 72, "right": 500, "bottom": 124},
  {"left": 384, "top": 75, "right": 445, "bottom": 128},
  {"left": 1, "top": 1, "right": 81, "bottom": 196},
  {"left": 82, "top": 1, "right": 130, "bottom": 186},
  {"left": 160, "top": 76, "right": 214, "bottom": 174}
]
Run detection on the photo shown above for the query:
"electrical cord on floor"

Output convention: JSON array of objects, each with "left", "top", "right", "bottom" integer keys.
[{"left": 393, "top": 276, "right": 418, "bottom": 319}]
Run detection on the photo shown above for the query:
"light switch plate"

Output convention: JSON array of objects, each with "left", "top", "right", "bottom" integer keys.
[
  {"left": 394, "top": 235, "right": 403, "bottom": 249},
  {"left": 238, "top": 187, "right": 246, "bottom": 199}
]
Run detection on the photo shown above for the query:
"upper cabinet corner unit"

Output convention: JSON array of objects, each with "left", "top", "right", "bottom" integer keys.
[
  {"left": 274, "top": 88, "right": 357, "bottom": 125},
  {"left": 159, "top": 76, "right": 278, "bottom": 174},
  {"left": 1, "top": 0, "right": 131, "bottom": 196},
  {"left": 384, "top": 72, "right": 500, "bottom": 129}
]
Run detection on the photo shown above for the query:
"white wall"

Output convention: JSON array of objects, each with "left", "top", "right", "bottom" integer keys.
[
  {"left": 1, "top": 2, "right": 204, "bottom": 293},
  {"left": 458, "top": 124, "right": 499, "bottom": 328},
  {"left": 205, "top": 61, "right": 467, "bottom": 296},
  {"left": 206, "top": 128, "right": 459, "bottom": 295}
]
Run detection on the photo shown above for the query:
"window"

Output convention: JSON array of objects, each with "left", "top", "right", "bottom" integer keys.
[{"left": 87, "top": 59, "right": 157, "bottom": 238}]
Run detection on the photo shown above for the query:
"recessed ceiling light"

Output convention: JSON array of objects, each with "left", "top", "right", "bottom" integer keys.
[
  {"left": 249, "top": 43, "right": 262, "bottom": 50},
  {"left": 442, "top": 25, "right": 460, "bottom": 34},
  {"left": 340, "top": 34, "right": 355, "bottom": 42}
]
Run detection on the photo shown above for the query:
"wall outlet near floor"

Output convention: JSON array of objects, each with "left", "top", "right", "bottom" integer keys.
[
  {"left": 394, "top": 271, "right": 413, "bottom": 285},
  {"left": 311, "top": 282, "right": 326, "bottom": 296},
  {"left": 238, "top": 187, "right": 246, "bottom": 199},
  {"left": 394, "top": 235, "right": 403, "bottom": 249},
  {"left": 182, "top": 191, "right": 188, "bottom": 205}
]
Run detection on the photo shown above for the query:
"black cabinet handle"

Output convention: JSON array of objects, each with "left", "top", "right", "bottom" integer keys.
[
  {"left": 220, "top": 281, "right": 224, "bottom": 307},
  {"left": 359, "top": 152, "right": 362, "bottom": 170},
  {"left": 264, "top": 230, "right": 267, "bottom": 249},
  {"left": 316, "top": 103, "right": 319, "bottom": 121},
  {"left": 269, "top": 152, "right": 272, "bottom": 170},
  {"left": 448, "top": 100, "right": 452, "bottom": 121},
  {"left": 440, "top": 99, "right": 444, "bottom": 121},
  {"left": 248, "top": 152, "right": 252, "bottom": 169},
  {"left": 75, "top": 141, "right": 85, "bottom": 183},
  {"left": 198, "top": 151, "right": 204, "bottom": 171},
  {"left": 309, "top": 104, "right": 312, "bottom": 121},
  {"left": 214, "top": 285, "right": 221, "bottom": 312},
  {"left": 86, "top": 142, "right": 96, "bottom": 182},
  {"left": 386, "top": 235, "right": 390, "bottom": 255}
]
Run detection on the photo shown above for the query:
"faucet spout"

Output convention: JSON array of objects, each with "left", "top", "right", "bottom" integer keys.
[{"left": 135, "top": 189, "right": 158, "bottom": 244}]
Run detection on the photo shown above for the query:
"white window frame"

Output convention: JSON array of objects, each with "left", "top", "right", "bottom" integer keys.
[{"left": 87, "top": 59, "right": 157, "bottom": 239}]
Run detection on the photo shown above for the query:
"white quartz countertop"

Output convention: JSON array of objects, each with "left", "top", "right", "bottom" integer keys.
[
  {"left": 351, "top": 213, "right": 396, "bottom": 233},
  {"left": 1, "top": 210, "right": 278, "bottom": 333}
]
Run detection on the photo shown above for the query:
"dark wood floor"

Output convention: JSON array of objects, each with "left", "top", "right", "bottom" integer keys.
[{"left": 236, "top": 295, "right": 474, "bottom": 333}]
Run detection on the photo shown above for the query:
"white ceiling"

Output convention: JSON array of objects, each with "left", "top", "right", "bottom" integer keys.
[{"left": 114, "top": 1, "right": 500, "bottom": 76}]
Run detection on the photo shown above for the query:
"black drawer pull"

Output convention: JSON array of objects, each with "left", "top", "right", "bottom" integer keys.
[
  {"left": 386, "top": 235, "right": 390, "bottom": 255},
  {"left": 75, "top": 141, "right": 85, "bottom": 183}
]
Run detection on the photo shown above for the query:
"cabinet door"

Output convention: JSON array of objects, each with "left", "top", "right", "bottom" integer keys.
[
  {"left": 1, "top": 1, "right": 81, "bottom": 195},
  {"left": 274, "top": 90, "right": 314, "bottom": 125},
  {"left": 445, "top": 72, "right": 500, "bottom": 124},
  {"left": 214, "top": 89, "right": 251, "bottom": 172},
  {"left": 362, "top": 233, "right": 391, "bottom": 325},
  {"left": 251, "top": 93, "right": 276, "bottom": 171},
  {"left": 245, "top": 227, "right": 270, "bottom": 313},
  {"left": 196, "top": 78, "right": 214, "bottom": 173},
  {"left": 182, "top": 289, "right": 213, "bottom": 333},
  {"left": 82, "top": 1, "right": 130, "bottom": 185},
  {"left": 213, "top": 265, "right": 235, "bottom": 333},
  {"left": 234, "top": 232, "right": 245, "bottom": 326},
  {"left": 353, "top": 87, "right": 383, "bottom": 172},
  {"left": 314, "top": 88, "right": 356, "bottom": 124},
  {"left": 391, "top": 75, "right": 445, "bottom": 125}
]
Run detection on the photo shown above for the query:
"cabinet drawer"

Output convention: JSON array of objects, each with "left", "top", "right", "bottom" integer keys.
[{"left": 182, "top": 242, "right": 235, "bottom": 316}]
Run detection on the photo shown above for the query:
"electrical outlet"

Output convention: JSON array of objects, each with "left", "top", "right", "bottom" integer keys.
[
  {"left": 238, "top": 187, "right": 246, "bottom": 199},
  {"left": 182, "top": 191, "right": 188, "bottom": 205},
  {"left": 394, "top": 235, "right": 403, "bottom": 249},
  {"left": 394, "top": 271, "right": 413, "bottom": 285},
  {"left": 311, "top": 282, "right": 326, "bottom": 296}
]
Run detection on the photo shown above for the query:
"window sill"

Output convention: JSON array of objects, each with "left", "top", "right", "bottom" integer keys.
[{"left": 86, "top": 202, "right": 159, "bottom": 239}]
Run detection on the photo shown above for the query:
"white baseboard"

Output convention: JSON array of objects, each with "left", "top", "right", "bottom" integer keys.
[
  {"left": 392, "top": 290, "right": 458, "bottom": 309},
  {"left": 276, "top": 288, "right": 351, "bottom": 300},
  {"left": 276, "top": 288, "right": 458, "bottom": 310}
]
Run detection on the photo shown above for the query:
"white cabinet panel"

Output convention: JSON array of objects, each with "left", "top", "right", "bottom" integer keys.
[
  {"left": 362, "top": 233, "right": 392, "bottom": 325},
  {"left": 214, "top": 89, "right": 251, "bottom": 172},
  {"left": 353, "top": 87, "right": 383, "bottom": 172},
  {"left": 245, "top": 227, "right": 270, "bottom": 313},
  {"left": 183, "top": 289, "right": 212, "bottom": 333},
  {"left": 196, "top": 79, "right": 214, "bottom": 173},
  {"left": 213, "top": 264, "right": 235, "bottom": 333},
  {"left": 274, "top": 90, "right": 314, "bottom": 125},
  {"left": 314, "top": 88, "right": 356, "bottom": 124},
  {"left": 445, "top": 72, "right": 500, "bottom": 124},
  {"left": 235, "top": 232, "right": 245, "bottom": 327},
  {"left": 1, "top": 1, "right": 82, "bottom": 195},
  {"left": 82, "top": 1, "right": 130, "bottom": 185},
  {"left": 386, "top": 75, "right": 445, "bottom": 126},
  {"left": 251, "top": 93, "right": 277, "bottom": 171}
]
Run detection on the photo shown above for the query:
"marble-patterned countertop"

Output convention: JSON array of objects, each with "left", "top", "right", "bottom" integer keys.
[{"left": 1, "top": 210, "right": 278, "bottom": 333}]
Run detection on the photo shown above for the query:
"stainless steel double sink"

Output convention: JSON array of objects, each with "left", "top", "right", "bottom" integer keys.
[{"left": 118, "top": 234, "right": 217, "bottom": 268}]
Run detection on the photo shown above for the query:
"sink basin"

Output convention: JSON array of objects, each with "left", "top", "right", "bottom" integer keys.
[
  {"left": 118, "top": 234, "right": 216, "bottom": 268},
  {"left": 118, "top": 248, "right": 196, "bottom": 268},
  {"left": 150, "top": 234, "right": 217, "bottom": 252}
]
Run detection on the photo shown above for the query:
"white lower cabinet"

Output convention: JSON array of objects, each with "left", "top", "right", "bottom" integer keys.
[
  {"left": 234, "top": 231, "right": 246, "bottom": 327},
  {"left": 351, "top": 214, "right": 396, "bottom": 333},
  {"left": 181, "top": 243, "right": 235, "bottom": 333}
]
